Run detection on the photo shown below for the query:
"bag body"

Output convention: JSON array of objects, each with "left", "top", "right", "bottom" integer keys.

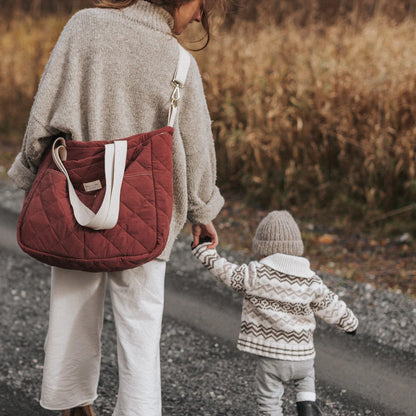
[
  {"left": 17, "top": 127, "right": 174, "bottom": 272},
  {"left": 17, "top": 45, "right": 191, "bottom": 272}
]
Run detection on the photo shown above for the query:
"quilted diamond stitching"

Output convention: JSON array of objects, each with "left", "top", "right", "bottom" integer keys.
[{"left": 18, "top": 128, "right": 174, "bottom": 271}]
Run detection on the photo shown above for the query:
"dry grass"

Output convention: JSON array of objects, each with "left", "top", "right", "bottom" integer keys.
[
  {"left": 226, "top": 0, "right": 416, "bottom": 25},
  {"left": 1, "top": 3, "right": 416, "bottom": 223},
  {"left": 0, "top": 16, "right": 67, "bottom": 173},
  {"left": 0, "top": 0, "right": 91, "bottom": 19},
  {"left": 4, "top": 0, "right": 416, "bottom": 22},
  {"left": 0, "top": 16, "right": 66, "bottom": 135},
  {"left": 195, "top": 17, "right": 416, "bottom": 219}
]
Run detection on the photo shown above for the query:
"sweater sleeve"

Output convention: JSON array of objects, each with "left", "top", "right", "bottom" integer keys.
[
  {"left": 8, "top": 116, "right": 59, "bottom": 191},
  {"left": 310, "top": 281, "right": 359, "bottom": 332},
  {"left": 178, "top": 57, "right": 224, "bottom": 224},
  {"left": 192, "top": 243, "right": 256, "bottom": 294}
]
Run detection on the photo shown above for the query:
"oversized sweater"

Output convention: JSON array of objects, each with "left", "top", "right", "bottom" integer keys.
[
  {"left": 193, "top": 244, "right": 359, "bottom": 361},
  {"left": 7, "top": 1, "right": 224, "bottom": 261}
]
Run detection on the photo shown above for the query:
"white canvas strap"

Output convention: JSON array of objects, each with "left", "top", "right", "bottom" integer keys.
[
  {"left": 53, "top": 45, "right": 191, "bottom": 230},
  {"left": 168, "top": 45, "right": 191, "bottom": 127},
  {"left": 52, "top": 137, "right": 127, "bottom": 230}
]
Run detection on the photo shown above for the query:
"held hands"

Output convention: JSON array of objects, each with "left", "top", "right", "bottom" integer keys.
[{"left": 192, "top": 222, "right": 218, "bottom": 249}]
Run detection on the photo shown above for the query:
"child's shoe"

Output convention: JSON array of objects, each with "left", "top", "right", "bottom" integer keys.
[
  {"left": 296, "top": 400, "right": 322, "bottom": 416},
  {"left": 62, "top": 405, "right": 95, "bottom": 416}
]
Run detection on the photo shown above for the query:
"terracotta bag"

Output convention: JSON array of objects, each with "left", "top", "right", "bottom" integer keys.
[{"left": 17, "top": 46, "right": 191, "bottom": 272}]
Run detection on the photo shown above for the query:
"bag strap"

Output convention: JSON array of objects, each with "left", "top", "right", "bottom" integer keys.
[
  {"left": 52, "top": 137, "right": 127, "bottom": 230},
  {"left": 52, "top": 45, "right": 190, "bottom": 230},
  {"left": 168, "top": 45, "right": 191, "bottom": 127}
]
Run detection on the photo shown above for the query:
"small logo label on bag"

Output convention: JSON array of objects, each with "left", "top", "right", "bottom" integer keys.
[{"left": 83, "top": 180, "right": 102, "bottom": 192}]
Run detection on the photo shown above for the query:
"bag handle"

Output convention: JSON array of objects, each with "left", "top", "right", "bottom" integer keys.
[
  {"left": 52, "top": 45, "right": 190, "bottom": 230},
  {"left": 52, "top": 137, "right": 127, "bottom": 230}
]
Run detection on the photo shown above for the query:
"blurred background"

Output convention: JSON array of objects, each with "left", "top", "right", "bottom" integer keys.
[{"left": 0, "top": 0, "right": 415, "bottom": 293}]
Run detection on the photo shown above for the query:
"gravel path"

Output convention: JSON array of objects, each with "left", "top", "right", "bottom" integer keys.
[
  {"left": 0, "top": 249, "right": 394, "bottom": 416},
  {"left": 1, "top": 178, "right": 415, "bottom": 415}
]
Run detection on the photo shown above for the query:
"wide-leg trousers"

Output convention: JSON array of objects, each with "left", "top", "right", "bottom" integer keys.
[{"left": 39, "top": 260, "right": 166, "bottom": 416}]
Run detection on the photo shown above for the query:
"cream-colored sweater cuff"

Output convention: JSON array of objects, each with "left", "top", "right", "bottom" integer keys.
[
  {"left": 7, "top": 153, "right": 36, "bottom": 191},
  {"left": 187, "top": 187, "right": 224, "bottom": 224}
]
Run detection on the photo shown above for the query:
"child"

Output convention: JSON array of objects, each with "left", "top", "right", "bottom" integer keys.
[{"left": 192, "top": 211, "right": 358, "bottom": 416}]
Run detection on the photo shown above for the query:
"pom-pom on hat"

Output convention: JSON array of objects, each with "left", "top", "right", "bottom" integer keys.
[{"left": 252, "top": 210, "right": 304, "bottom": 257}]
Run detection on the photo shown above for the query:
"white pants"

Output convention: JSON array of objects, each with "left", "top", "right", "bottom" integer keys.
[{"left": 40, "top": 260, "right": 166, "bottom": 416}]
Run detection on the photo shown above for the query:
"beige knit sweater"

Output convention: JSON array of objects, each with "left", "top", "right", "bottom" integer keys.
[{"left": 8, "top": 1, "right": 224, "bottom": 260}]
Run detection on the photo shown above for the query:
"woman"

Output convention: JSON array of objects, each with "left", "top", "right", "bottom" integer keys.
[{"left": 8, "top": 1, "right": 225, "bottom": 415}]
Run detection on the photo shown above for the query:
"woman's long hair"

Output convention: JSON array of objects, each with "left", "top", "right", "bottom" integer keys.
[{"left": 93, "top": 0, "right": 227, "bottom": 48}]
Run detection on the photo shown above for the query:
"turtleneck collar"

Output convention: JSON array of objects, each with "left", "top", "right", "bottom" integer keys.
[
  {"left": 260, "top": 253, "right": 316, "bottom": 278},
  {"left": 121, "top": 0, "right": 175, "bottom": 34}
]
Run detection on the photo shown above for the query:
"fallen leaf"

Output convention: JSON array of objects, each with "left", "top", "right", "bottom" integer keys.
[{"left": 318, "top": 234, "right": 338, "bottom": 244}]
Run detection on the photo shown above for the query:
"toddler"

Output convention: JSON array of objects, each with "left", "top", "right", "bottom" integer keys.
[{"left": 192, "top": 211, "right": 358, "bottom": 416}]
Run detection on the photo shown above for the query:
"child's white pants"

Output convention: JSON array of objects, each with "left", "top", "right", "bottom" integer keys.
[
  {"left": 256, "top": 356, "right": 316, "bottom": 416},
  {"left": 40, "top": 260, "right": 166, "bottom": 416}
]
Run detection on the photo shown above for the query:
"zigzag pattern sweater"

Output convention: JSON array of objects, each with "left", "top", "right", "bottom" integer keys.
[{"left": 193, "top": 244, "right": 359, "bottom": 361}]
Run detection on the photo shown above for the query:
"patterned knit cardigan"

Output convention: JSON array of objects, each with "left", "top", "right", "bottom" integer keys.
[{"left": 193, "top": 244, "right": 359, "bottom": 361}]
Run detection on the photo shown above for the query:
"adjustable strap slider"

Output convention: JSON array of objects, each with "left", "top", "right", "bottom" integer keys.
[{"left": 170, "top": 80, "right": 183, "bottom": 108}]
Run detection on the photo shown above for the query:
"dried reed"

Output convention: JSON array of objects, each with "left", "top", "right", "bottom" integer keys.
[{"left": 195, "top": 16, "right": 416, "bottom": 217}]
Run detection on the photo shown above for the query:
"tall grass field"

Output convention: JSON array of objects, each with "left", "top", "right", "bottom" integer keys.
[{"left": 1, "top": 0, "right": 416, "bottom": 227}]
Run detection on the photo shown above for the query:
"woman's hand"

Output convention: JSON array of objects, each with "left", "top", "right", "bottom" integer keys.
[{"left": 192, "top": 221, "right": 218, "bottom": 249}]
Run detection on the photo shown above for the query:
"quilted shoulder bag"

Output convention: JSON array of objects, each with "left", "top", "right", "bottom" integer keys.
[{"left": 17, "top": 45, "right": 191, "bottom": 272}]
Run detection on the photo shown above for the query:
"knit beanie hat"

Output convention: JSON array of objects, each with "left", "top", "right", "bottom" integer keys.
[{"left": 252, "top": 210, "right": 304, "bottom": 257}]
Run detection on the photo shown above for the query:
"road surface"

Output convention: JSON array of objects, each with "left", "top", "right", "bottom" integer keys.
[{"left": 1, "top": 203, "right": 415, "bottom": 415}]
